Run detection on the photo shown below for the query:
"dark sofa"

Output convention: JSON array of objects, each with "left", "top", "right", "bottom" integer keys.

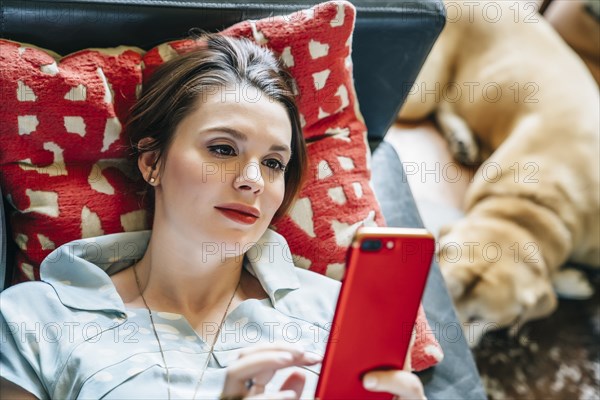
[{"left": 0, "top": 0, "right": 486, "bottom": 398}]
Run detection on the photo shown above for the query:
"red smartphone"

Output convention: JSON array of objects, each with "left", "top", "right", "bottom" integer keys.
[{"left": 314, "top": 227, "right": 435, "bottom": 400}]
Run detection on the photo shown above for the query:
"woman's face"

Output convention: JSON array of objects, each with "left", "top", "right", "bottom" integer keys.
[{"left": 149, "top": 85, "right": 292, "bottom": 250}]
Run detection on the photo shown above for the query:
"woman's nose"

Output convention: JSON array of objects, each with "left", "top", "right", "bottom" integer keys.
[{"left": 233, "top": 161, "right": 265, "bottom": 194}]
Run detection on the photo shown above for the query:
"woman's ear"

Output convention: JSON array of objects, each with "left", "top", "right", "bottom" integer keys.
[{"left": 137, "top": 137, "right": 161, "bottom": 186}]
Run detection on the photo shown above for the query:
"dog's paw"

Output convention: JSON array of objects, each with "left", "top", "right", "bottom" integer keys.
[
  {"left": 438, "top": 223, "right": 453, "bottom": 239},
  {"left": 441, "top": 267, "right": 467, "bottom": 300},
  {"left": 552, "top": 268, "right": 594, "bottom": 299},
  {"left": 435, "top": 108, "right": 479, "bottom": 165}
]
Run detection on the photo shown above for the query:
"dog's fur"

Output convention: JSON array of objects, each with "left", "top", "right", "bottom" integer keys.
[{"left": 399, "top": 1, "right": 600, "bottom": 345}]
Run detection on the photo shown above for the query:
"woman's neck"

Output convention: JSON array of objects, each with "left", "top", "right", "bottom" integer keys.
[{"left": 129, "top": 227, "right": 246, "bottom": 318}]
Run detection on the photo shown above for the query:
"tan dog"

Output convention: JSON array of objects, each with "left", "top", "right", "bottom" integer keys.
[{"left": 399, "top": 0, "right": 600, "bottom": 345}]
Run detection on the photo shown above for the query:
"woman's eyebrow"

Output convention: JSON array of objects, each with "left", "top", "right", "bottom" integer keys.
[{"left": 203, "top": 126, "right": 291, "bottom": 154}]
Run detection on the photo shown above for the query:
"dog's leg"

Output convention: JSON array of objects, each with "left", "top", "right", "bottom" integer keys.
[
  {"left": 552, "top": 267, "right": 594, "bottom": 299},
  {"left": 435, "top": 102, "right": 480, "bottom": 165}
]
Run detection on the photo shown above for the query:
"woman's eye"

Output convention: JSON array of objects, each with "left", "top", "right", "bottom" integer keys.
[
  {"left": 208, "top": 145, "right": 236, "bottom": 157},
  {"left": 263, "top": 159, "right": 286, "bottom": 172}
]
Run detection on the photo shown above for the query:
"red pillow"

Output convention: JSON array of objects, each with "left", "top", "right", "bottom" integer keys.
[
  {"left": 0, "top": 0, "right": 442, "bottom": 371},
  {"left": 0, "top": 40, "right": 148, "bottom": 282}
]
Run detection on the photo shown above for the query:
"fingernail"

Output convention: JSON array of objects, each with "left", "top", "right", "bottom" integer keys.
[
  {"left": 281, "top": 390, "right": 297, "bottom": 399},
  {"left": 363, "top": 375, "right": 378, "bottom": 389},
  {"left": 304, "top": 352, "right": 323, "bottom": 363}
]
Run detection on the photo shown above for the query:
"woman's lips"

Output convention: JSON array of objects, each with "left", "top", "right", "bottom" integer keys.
[{"left": 215, "top": 206, "right": 259, "bottom": 225}]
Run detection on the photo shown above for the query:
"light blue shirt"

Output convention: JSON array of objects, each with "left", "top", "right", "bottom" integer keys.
[{"left": 1, "top": 229, "right": 340, "bottom": 399}]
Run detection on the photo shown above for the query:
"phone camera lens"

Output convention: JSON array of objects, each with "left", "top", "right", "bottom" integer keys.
[{"left": 360, "top": 239, "right": 382, "bottom": 252}]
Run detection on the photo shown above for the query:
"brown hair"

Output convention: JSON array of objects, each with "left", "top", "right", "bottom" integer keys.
[{"left": 126, "top": 33, "right": 307, "bottom": 222}]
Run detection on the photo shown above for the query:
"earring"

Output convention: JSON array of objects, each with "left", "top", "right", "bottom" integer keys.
[{"left": 148, "top": 167, "right": 157, "bottom": 185}]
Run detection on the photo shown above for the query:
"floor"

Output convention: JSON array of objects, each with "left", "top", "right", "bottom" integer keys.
[{"left": 385, "top": 122, "right": 600, "bottom": 400}]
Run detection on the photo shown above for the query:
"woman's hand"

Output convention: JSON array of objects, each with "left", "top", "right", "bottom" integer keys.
[
  {"left": 220, "top": 343, "right": 322, "bottom": 400},
  {"left": 362, "top": 370, "right": 426, "bottom": 400},
  {"left": 361, "top": 328, "right": 426, "bottom": 400}
]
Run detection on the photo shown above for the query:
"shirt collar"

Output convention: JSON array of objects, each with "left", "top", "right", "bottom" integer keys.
[
  {"left": 244, "top": 229, "right": 301, "bottom": 304},
  {"left": 40, "top": 229, "right": 300, "bottom": 315}
]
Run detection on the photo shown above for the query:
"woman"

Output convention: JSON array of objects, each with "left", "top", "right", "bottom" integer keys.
[{"left": 0, "top": 33, "right": 426, "bottom": 400}]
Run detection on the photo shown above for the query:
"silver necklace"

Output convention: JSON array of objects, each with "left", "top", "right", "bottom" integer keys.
[{"left": 133, "top": 264, "right": 241, "bottom": 400}]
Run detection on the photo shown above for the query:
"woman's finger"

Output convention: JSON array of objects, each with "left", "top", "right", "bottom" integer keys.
[
  {"left": 245, "top": 390, "right": 298, "bottom": 400},
  {"left": 221, "top": 349, "right": 321, "bottom": 397},
  {"left": 223, "top": 350, "right": 293, "bottom": 396},
  {"left": 278, "top": 370, "right": 306, "bottom": 398},
  {"left": 362, "top": 370, "right": 426, "bottom": 400},
  {"left": 246, "top": 370, "right": 306, "bottom": 399},
  {"left": 229, "top": 350, "right": 320, "bottom": 380},
  {"left": 236, "top": 342, "right": 305, "bottom": 358}
]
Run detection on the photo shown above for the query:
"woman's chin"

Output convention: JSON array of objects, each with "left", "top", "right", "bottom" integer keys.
[{"left": 210, "top": 228, "right": 268, "bottom": 252}]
